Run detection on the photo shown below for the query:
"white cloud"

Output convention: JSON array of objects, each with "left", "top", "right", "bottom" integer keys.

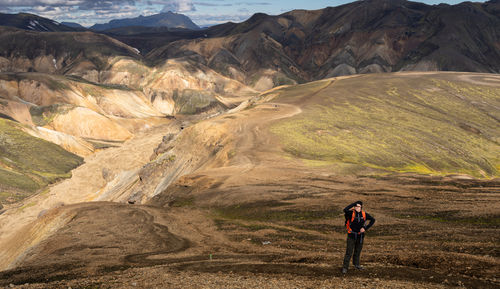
[
  {"left": 0, "top": 0, "right": 257, "bottom": 27},
  {"left": 159, "top": 0, "right": 196, "bottom": 13},
  {"left": 189, "top": 12, "right": 251, "bottom": 26}
]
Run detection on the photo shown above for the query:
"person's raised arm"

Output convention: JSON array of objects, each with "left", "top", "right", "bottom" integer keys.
[{"left": 344, "top": 201, "right": 360, "bottom": 213}]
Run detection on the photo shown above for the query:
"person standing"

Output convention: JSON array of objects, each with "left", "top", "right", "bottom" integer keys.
[{"left": 342, "top": 201, "right": 375, "bottom": 274}]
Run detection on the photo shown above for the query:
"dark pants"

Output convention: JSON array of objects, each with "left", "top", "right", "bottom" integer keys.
[{"left": 342, "top": 234, "right": 363, "bottom": 269}]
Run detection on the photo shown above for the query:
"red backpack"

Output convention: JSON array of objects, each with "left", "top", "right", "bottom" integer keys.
[{"left": 346, "top": 210, "right": 366, "bottom": 233}]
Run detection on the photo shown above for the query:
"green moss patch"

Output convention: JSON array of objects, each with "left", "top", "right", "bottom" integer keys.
[
  {"left": 270, "top": 74, "right": 500, "bottom": 178},
  {"left": 29, "top": 104, "right": 73, "bottom": 126},
  {"left": 0, "top": 118, "right": 83, "bottom": 203},
  {"left": 0, "top": 168, "right": 40, "bottom": 192},
  {"left": 173, "top": 89, "right": 223, "bottom": 115},
  {"left": 169, "top": 196, "right": 195, "bottom": 207}
]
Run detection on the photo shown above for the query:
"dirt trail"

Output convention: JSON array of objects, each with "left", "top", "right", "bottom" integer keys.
[
  {"left": 0, "top": 120, "right": 178, "bottom": 269},
  {"left": 230, "top": 103, "right": 302, "bottom": 170}
]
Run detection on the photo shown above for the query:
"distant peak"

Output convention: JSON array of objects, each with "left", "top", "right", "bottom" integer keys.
[
  {"left": 248, "top": 13, "right": 269, "bottom": 22},
  {"left": 360, "top": 0, "right": 409, "bottom": 5},
  {"left": 362, "top": 0, "right": 407, "bottom": 2}
]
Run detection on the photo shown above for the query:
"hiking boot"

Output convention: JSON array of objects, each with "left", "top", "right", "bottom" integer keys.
[
  {"left": 342, "top": 268, "right": 348, "bottom": 274},
  {"left": 355, "top": 265, "right": 365, "bottom": 270}
]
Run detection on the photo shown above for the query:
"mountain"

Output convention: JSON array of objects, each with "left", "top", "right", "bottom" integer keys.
[
  {"left": 90, "top": 11, "right": 199, "bottom": 31},
  {"left": 1, "top": 0, "right": 499, "bottom": 91},
  {"left": 100, "top": 26, "right": 207, "bottom": 54},
  {"left": 0, "top": 13, "right": 76, "bottom": 32},
  {"left": 0, "top": 26, "right": 141, "bottom": 78},
  {"left": 61, "top": 22, "right": 87, "bottom": 30},
  {"left": 145, "top": 0, "right": 500, "bottom": 90},
  {"left": 0, "top": 26, "right": 254, "bottom": 117}
]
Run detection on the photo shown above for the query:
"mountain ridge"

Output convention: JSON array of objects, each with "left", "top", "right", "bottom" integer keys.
[
  {"left": 90, "top": 11, "right": 199, "bottom": 31},
  {"left": 0, "top": 12, "right": 77, "bottom": 32},
  {"left": 143, "top": 0, "right": 499, "bottom": 87}
]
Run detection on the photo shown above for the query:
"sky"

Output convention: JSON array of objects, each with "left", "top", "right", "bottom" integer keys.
[{"left": 0, "top": 0, "right": 488, "bottom": 27}]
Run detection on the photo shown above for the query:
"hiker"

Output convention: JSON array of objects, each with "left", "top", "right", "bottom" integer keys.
[{"left": 342, "top": 201, "right": 375, "bottom": 274}]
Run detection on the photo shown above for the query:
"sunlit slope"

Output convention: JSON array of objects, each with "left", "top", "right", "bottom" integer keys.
[
  {"left": 0, "top": 118, "right": 83, "bottom": 203},
  {"left": 269, "top": 73, "right": 500, "bottom": 178}
]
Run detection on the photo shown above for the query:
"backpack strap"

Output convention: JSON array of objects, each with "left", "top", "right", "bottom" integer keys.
[
  {"left": 346, "top": 210, "right": 366, "bottom": 233},
  {"left": 346, "top": 210, "right": 355, "bottom": 233}
]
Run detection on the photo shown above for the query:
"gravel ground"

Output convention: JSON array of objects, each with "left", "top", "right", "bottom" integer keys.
[{"left": 8, "top": 266, "right": 448, "bottom": 289}]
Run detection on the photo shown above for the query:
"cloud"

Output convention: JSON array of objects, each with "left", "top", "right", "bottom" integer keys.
[
  {"left": 78, "top": 0, "right": 136, "bottom": 10},
  {"left": 194, "top": 2, "right": 232, "bottom": 7},
  {"left": 0, "top": 0, "right": 135, "bottom": 10},
  {"left": 189, "top": 12, "right": 252, "bottom": 26},
  {"left": 0, "top": 0, "right": 271, "bottom": 27},
  {"left": 158, "top": 0, "right": 196, "bottom": 12}
]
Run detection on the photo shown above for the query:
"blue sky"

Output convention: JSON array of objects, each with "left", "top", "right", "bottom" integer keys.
[{"left": 0, "top": 0, "right": 488, "bottom": 27}]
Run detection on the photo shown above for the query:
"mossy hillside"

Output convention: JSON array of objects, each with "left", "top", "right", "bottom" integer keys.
[
  {"left": 173, "top": 89, "right": 223, "bottom": 115},
  {"left": 0, "top": 168, "right": 40, "bottom": 193},
  {"left": 29, "top": 103, "right": 74, "bottom": 126},
  {"left": 0, "top": 118, "right": 83, "bottom": 203},
  {"left": 270, "top": 73, "right": 500, "bottom": 178}
]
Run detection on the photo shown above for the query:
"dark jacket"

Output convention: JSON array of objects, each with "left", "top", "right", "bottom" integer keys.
[{"left": 344, "top": 202, "right": 375, "bottom": 237}]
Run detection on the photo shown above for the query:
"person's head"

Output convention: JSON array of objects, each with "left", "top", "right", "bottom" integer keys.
[{"left": 354, "top": 201, "right": 363, "bottom": 212}]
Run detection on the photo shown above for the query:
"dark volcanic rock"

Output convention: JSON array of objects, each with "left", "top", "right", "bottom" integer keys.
[{"left": 146, "top": 0, "right": 500, "bottom": 82}]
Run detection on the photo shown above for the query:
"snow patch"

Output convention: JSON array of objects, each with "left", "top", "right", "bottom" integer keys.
[
  {"left": 38, "top": 23, "right": 49, "bottom": 31},
  {"left": 53, "top": 58, "right": 58, "bottom": 69},
  {"left": 27, "top": 20, "right": 49, "bottom": 31},
  {"left": 132, "top": 47, "right": 140, "bottom": 54},
  {"left": 28, "top": 20, "right": 48, "bottom": 31}
]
